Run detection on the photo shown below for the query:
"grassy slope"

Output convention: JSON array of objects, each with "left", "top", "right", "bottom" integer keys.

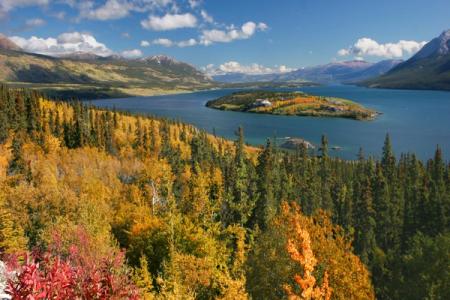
[{"left": 0, "top": 49, "right": 215, "bottom": 98}]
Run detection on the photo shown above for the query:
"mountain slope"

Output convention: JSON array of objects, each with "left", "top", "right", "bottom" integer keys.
[
  {"left": 340, "top": 59, "right": 403, "bottom": 83},
  {"left": 364, "top": 30, "right": 450, "bottom": 90},
  {"left": 212, "top": 72, "right": 279, "bottom": 83},
  {"left": 0, "top": 36, "right": 214, "bottom": 98},
  {"left": 213, "top": 60, "right": 401, "bottom": 84},
  {"left": 0, "top": 34, "right": 22, "bottom": 51},
  {"left": 279, "top": 60, "right": 372, "bottom": 83}
]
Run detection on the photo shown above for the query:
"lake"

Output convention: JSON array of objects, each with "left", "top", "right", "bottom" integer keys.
[{"left": 92, "top": 85, "right": 450, "bottom": 160}]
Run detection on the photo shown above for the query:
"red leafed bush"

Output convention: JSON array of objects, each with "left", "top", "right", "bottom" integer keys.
[
  {"left": 7, "top": 252, "right": 77, "bottom": 299},
  {"left": 5, "top": 227, "right": 139, "bottom": 299}
]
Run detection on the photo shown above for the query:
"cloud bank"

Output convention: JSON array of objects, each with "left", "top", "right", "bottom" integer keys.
[
  {"left": 204, "top": 61, "right": 294, "bottom": 75},
  {"left": 77, "top": 0, "right": 174, "bottom": 21},
  {"left": 0, "top": 0, "right": 49, "bottom": 18},
  {"left": 338, "top": 37, "right": 427, "bottom": 58},
  {"left": 142, "top": 37, "right": 198, "bottom": 47},
  {"left": 120, "top": 48, "right": 143, "bottom": 58},
  {"left": 9, "top": 32, "right": 114, "bottom": 57},
  {"left": 141, "top": 13, "right": 197, "bottom": 31},
  {"left": 200, "top": 22, "right": 268, "bottom": 45},
  {"left": 25, "top": 18, "right": 46, "bottom": 27}
]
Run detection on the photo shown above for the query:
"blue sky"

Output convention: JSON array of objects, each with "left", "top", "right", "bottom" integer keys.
[{"left": 1, "top": 0, "right": 449, "bottom": 74}]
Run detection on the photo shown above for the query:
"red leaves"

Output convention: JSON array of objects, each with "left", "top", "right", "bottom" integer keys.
[
  {"left": 5, "top": 229, "right": 140, "bottom": 300},
  {"left": 6, "top": 253, "right": 77, "bottom": 299}
]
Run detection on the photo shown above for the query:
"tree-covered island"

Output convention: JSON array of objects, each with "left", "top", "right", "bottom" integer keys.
[{"left": 206, "top": 91, "right": 379, "bottom": 120}]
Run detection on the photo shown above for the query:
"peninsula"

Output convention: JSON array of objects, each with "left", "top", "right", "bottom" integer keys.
[{"left": 206, "top": 91, "right": 379, "bottom": 120}]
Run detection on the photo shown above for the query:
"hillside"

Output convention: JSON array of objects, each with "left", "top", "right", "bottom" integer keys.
[
  {"left": 364, "top": 30, "right": 450, "bottom": 90},
  {"left": 0, "top": 34, "right": 21, "bottom": 51},
  {"left": 213, "top": 59, "right": 401, "bottom": 84},
  {"left": 0, "top": 36, "right": 214, "bottom": 98},
  {"left": 0, "top": 85, "right": 448, "bottom": 299}
]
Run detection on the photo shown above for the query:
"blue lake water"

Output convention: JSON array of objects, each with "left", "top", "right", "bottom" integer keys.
[{"left": 92, "top": 85, "right": 450, "bottom": 160}]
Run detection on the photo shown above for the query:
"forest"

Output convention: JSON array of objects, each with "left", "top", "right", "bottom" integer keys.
[{"left": 0, "top": 85, "right": 448, "bottom": 299}]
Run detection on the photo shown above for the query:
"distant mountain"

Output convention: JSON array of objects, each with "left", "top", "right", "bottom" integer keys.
[
  {"left": 0, "top": 35, "right": 214, "bottom": 98},
  {"left": 213, "top": 59, "right": 401, "bottom": 84},
  {"left": 338, "top": 59, "right": 403, "bottom": 83},
  {"left": 280, "top": 60, "right": 372, "bottom": 83},
  {"left": 0, "top": 34, "right": 21, "bottom": 51},
  {"left": 212, "top": 72, "right": 279, "bottom": 83},
  {"left": 364, "top": 30, "right": 450, "bottom": 90},
  {"left": 57, "top": 52, "right": 106, "bottom": 61}
]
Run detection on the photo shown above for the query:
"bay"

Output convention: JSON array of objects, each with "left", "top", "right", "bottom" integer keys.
[{"left": 92, "top": 85, "right": 450, "bottom": 160}]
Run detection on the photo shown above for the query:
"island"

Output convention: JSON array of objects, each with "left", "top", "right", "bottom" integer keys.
[{"left": 205, "top": 91, "right": 379, "bottom": 120}]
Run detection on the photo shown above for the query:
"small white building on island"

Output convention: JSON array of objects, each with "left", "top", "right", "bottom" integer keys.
[{"left": 254, "top": 99, "right": 272, "bottom": 107}]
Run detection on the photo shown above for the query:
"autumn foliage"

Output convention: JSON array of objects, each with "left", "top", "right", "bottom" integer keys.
[
  {"left": 0, "top": 85, "right": 448, "bottom": 299},
  {"left": 246, "top": 202, "right": 375, "bottom": 300},
  {"left": 282, "top": 203, "right": 332, "bottom": 300},
  {"left": 6, "top": 227, "right": 139, "bottom": 299}
]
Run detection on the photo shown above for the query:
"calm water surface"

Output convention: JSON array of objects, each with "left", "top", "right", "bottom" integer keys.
[{"left": 92, "top": 85, "right": 450, "bottom": 160}]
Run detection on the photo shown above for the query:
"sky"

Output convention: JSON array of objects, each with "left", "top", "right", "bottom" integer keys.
[{"left": 1, "top": 0, "right": 450, "bottom": 74}]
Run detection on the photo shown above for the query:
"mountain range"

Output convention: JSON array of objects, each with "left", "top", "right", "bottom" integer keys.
[
  {"left": 2, "top": 29, "right": 450, "bottom": 96},
  {"left": 364, "top": 29, "right": 450, "bottom": 90},
  {"left": 0, "top": 34, "right": 214, "bottom": 98},
  {"left": 213, "top": 59, "right": 403, "bottom": 84}
]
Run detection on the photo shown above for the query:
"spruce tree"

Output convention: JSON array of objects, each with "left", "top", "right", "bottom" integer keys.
[{"left": 253, "top": 139, "right": 276, "bottom": 230}]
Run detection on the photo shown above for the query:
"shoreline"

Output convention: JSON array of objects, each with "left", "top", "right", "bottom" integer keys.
[
  {"left": 206, "top": 90, "right": 379, "bottom": 121},
  {"left": 206, "top": 105, "right": 380, "bottom": 121}
]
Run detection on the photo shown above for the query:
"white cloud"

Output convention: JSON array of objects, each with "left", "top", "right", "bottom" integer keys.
[
  {"left": 257, "top": 22, "right": 268, "bottom": 31},
  {"left": 200, "top": 9, "right": 213, "bottom": 23},
  {"left": 200, "top": 29, "right": 235, "bottom": 44},
  {"left": 337, "top": 48, "right": 349, "bottom": 56},
  {"left": 0, "top": 0, "right": 49, "bottom": 18},
  {"left": 76, "top": 0, "right": 173, "bottom": 21},
  {"left": 25, "top": 18, "right": 46, "bottom": 27},
  {"left": 9, "top": 32, "right": 114, "bottom": 57},
  {"left": 177, "top": 38, "right": 197, "bottom": 47},
  {"left": 278, "top": 65, "right": 294, "bottom": 73},
  {"left": 151, "top": 37, "right": 197, "bottom": 47},
  {"left": 81, "top": 0, "right": 131, "bottom": 21},
  {"left": 152, "top": 38, "right": 174, "bottom": 47},
  {"left": 200, "top": 21, "right": 267, "bottom": 45},
  {"left": 188, "top": 0, "right": 201, "bottom": 8},
  {"left": 120, "top": 48, "right": 142, "bottom": 58},
  {"left": 205, "top": 61, "right": 294, "bottom": 75},
  {"left": 141, "top": 13, "right": 197, "bottom": 31},
  {"left": 338, "top": 37, "right": 427, "bottom": 58},
  {"left": 53, "top": 11, "right": 66, "bottom": 20},
  {"left": 140, "top": 40, "right": 150, "bottom": 47},
  {"left": 241, "top": 22, "right": 257, "bottom": 36}
]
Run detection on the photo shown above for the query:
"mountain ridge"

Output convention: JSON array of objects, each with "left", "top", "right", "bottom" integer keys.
[
  {"left": 0, "top": 34, "right": 214, "bottom": 98},
  {"left": 213, "top": 59, "right": 402, "bottom": 84},
  {"left": 0, "top": 34, "right": 22, "bottom": 51},
  {"left": 363, "top": 29, "right": 450, "bottom": 90}
]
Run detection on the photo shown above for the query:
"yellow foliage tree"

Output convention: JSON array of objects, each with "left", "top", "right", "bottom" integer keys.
[
  {"left": 246, "top": 201, "right": 375, "bottom": 300},
  {"left": 282, "top": 203, "right": 332, "bottom": 300}
]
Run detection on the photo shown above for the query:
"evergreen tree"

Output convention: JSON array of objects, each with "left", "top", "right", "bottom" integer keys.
[
  {"left": 381, "top": 134, "right": 396, "bottom": 180},
  {"left": 7, "top": 132, "right": 29, "bottom": 177},
  {"left": 253, "top": 139, "right": 277, "bottom": 230},
  {"left": 319, "top": 134, "right": 329, "bottom": 158},
  {"left": 353, "top": 172, "right": 377, "bottom": 265}
]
